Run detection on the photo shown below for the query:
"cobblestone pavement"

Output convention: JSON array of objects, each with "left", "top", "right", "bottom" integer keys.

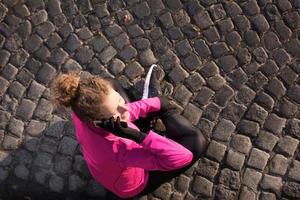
[{"left": 0, "top": 0, "right": 299, "bottom": 199}]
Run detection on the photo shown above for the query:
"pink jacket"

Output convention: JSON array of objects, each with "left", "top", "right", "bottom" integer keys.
[{"left": 72, "top": 97, "right": 193, "bottom": 198}]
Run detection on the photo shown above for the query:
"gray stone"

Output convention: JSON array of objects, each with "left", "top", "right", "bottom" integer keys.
[
  {"left": 185, "top": 72, "right": 205, "bottom": 92},
  {"left": 109, "top": 59, "right": 125, "bottom": 75},
  {"left": 26, "top": 120, "right": 46, "bottom": 137},
  {"left": 247, "top": 148, "right": 270, "bottom": 170},
  {"left": 283, "top": 181, "right": 300, "bottom": 199},
  {"left": 214, "top": 85, "right": 235, "bottom": 107},
  {"left": 113, "top": 33, "right": 130, "bottom": 50},
  {"left": 288, "top": 160, "right": 300, "bottom": 182},
  {"left": 124, "top": 61, "right": 144, "bottom": 80},
  {"left": 139, "top": 49, "right": 157, "bottom": 66},
  {"left": 15, "top": 150, "right": 32, "bottom": 165},
  {"left": 221, "top": 102, "right": 247, "bottom": 125},
  {"left": 1, "top": 63, "right": 18, "bottom": 80},
  {"left": 219, "top": 168, "right": 241, "bottom": 190},
  {"left": 230, "top": 134, "right": 252, "bottom": 154},
  {"left": 58, "top": 136, "right": 78, "bottom": 156},
  {"left": 159, "top": 12, "right": 174, "bottom": 29},
  {"left": 47, "top": 0, "right": 62, "bottom": 16},
  {"left": 237, "top": 119, "right": 259, "bottom": 138},
  {"left": 119, "top": 45, "right": 137, "bottom": 62},
  {"left": 276, "top": 135, "right": 299, "bottom": 157},
  {"left": 14, "top": 165, "right": 29, "bottom": 180},
  {"left": 175, "top": 39, "right": 192, "bottom": 56},
  {"left": 73, "top": 155, "right": 90, "bottom": 178},
  {"left": 24, "top": 34, "right": 42, "bottom": 53},
  {"left": 0, "top": 167, "right": 8, "bottom": 181},
  {"left": 75, "top": 46, "right": 94, "bottom": 64},
  {"left": 153, "top": 183, "right": 172, "bottom": 199},
  {"left": 49, "top": 175, "right": 64, "bottom": 193},
  {"left": 215, "top": 184, "right": 237, "bottom": 200},
  {"left": 251, "top": 14, "right": 270, "bottom": 33},
  {"left": 217, "top": 18, "right": 234, "bottom": 34},
  {"left": 27, "top": 80, "right": 45, "bottom": 100},
  {"left": 39, "top": 137, "right": 58, "bottom": 154},
  {"left": 235, "top": 86, "right": 256, "bottom": 105},
  {"left": 239, "top": 186, "right": 256, "bottom": 200},
  {"left": 88, "top": 36, "right": 108, "bottom": 53},
  {"left": 242, "top": 168, "right": 262, "bottom": 190},
  {"left": 213, "top": 119, "right": 235, "bottom": 142},
  {"left": 34, "top": 98, "right": 53, "bottom": 120},
  {"left": 62, "top": 59, "right": 82, "bottom": 73},
  {"left": 263, "top": 32, "right": 282, "bottom": 50},
  {"left": 193, "top": 11, "right": 213, "bottom": 29},
  {"left": 182, "top": 103, "right": 202, "bottom": 126},
  {"left": 34, "top": 169, "right": 48, "bottom": 185},
  {"left": 64, "top": 33, "right": 82, "bottom": 52},
  {"left": 183, "top": 53, "right": 201, "bottom": 71},
  {"left": 202, "top": 102, "right": 221, "bottom": 121},
  {"left": 98, "top": 46, "right": 117, "bottom": 64},
  {"left": 237, "top": 48, "right": 251, "bottom": 65},
  {"left": 245, "top": 103, "right": 268, "bottom": 126},
  {"left": 199, "top": 61, "right": 219, "bottom": 78},
  {"left": 34, "top": 152, "right": 53, "bottom": 169},
  {"left": 287, "top": 119, "right": 300, "bottom": 139},
  {"left": 211, "top": 42, "right": 230, "bottom": 58},
  {"left": 8, "top": 117, "right": 24, "bottom": 138},
  {"left": 16, "top": 99, "right": 36, "bottom": 121},
  {"left": 192, "top": 176, "right": 213, "bottom": 197},
  {"left": 133, "top": 38, "right": 150, "bottom": 50},
  {"left": 69, "top": 174, "right": 86, "bottom": 191},
  {"left": 206, "top": 140, "right": 227, "bottom": 162},
  {"left": 31, "top": 10, "right": 48, "bottom": 26},
  {"left": 266, "top": 78, "right": 286, "bottom": 100},
  {"left": 194, "top": 87, "right": 214, "bottom": 106},
  {"left": 217, "top": 55, "right": 238, "bottom": 73},
  {"left": 255, "top": 130, "right": 279, "bottom": 152},
  {"left": 194, "top": 39, "right": 211, "bottom": 59},
  {"left": 269, "top": 154, "right": 289, "bottom": 175},
  {"left": 36, "top": 21, "right": 55, "bottom": 39},
  {"left": 54, "top": 154, "right": 72, "bottom": 175},
  {"left": 196, "top": 158, "right": 219, "bottom": 181},
  {"left": 279, "top": 66, "right": 298, "bottom": 86},
  {"left": 175, "top": 174, "right": 190, "bottom": 193},
  {"left": 132, "top": 2, "right": 150, "bottom": 19},
  {"left": 36, "top": 63, "right": 56, "bottom": 85},
  {"left": 256, "top": 92, "right": 274, "bottom": 111},
  {"left": 264, "top": 113, "right": 286, "bottom": 135},
  {"left": 168, "top": 65, "right": 188, "bottom": 84},
  {"left": 0, "top": 110, "right": 11, "bottom": 129},
  {"left": 0, "top": 151, "right": 12, "bottom": 166},
  {"left": 226, "top": 31, "right": 242, "bottom": 48},
  {"left": 226, "top": 149, "right": 245, "bottom": 170},
  {"left": 127, "top": 24, "right": 144, "bottom": 38},
  {"left": 207, "top": 74, "right": 226, "bottom": 91},
  {"left": 287, "top": 84, "right": 300, "bottom": 104},
  {"left": 260, "top": 192, "right": 277, "bottom": 200},
  {"left": 8, "top": 81, "right": 26, "bottom": 99},
  {"left": 173, "top": 85, "right": 193, "bottom": 107},
  {"left": 260, "top": 174, "right": 282, "bottom": 195}
]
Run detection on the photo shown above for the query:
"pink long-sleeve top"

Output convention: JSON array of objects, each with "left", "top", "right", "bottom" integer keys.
[{"left": 72, "top": 97, "right": 193, "bottom": 198}]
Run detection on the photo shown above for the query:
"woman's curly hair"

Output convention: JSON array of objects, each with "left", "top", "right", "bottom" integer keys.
[{"left": 50, "top": 71, "right": 113, "bottom": 122}]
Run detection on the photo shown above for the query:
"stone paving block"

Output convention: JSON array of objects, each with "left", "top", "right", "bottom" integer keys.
[
  {"left": 73, "top": 155, "right": 90, "bottom": 178},
  {"left": 269, "top": 154, "right": 289, "bottom": 176},
  {"left": 75, "top": 46, "right": 94, "bottom": 64},
  {"left": 230, "top": 134, "right": 252, "bottom": 154},
  {"left": 139, "top": 49, "right": 157, "bottom": 66},
  {"left": 183, "top": 53, "right": 201, "bottom": 72},
  {"left": 226, "top": 149, "right": 245, "bottom": 171},
  {"left": 192, "top": 176, "right": 213, "bottom": 197},
  {"left": 0, "top": 50, "right": 10, "bottom": 68},
  {"left": 264, "top": 113, "right": 286, "bottom": 135},
  {"left": 34, "top": 98, "right": 53, "bottom": 121},
  {"left": 58, "top": 136, "right": 78, "bottom": 156},
  {"left": 274, "top": 20, "right": 292, "bottom": 41},
  {"left": 217, "top": 18, "right": 234, "bottom": 35},
  {"left": 8, "top": 117, "right": 24, "bottom": 138},
  {"left": 237, "top": 48, "right": 251, "bottom": 65},
  {"left": 217, "top": 55, "right": 238, "bottom": 73},
  {"left": 266, "top": 78, "right": 286, "bottom": 99},
  {"left": 64, "top": 33, "right": 82, "bottom": 53},
  {"left": 14, "top": 165, "right": 29, "bottom": 180},
  {"left": 247, "top": 148, "right": 270, "bottom": 171},
  {"left": 194, "top": 87, "right": 215, "bottom": 106},
  {"left": 49, "top": 175, "right": 64, "bottom": 193},
  {"left": 184, "top": 72, "right": 204, "bottom": 92},
  {"left": 213, "top": 118, "right": 235, "bottom": 142},
  {"left": 109, "top": 58, "right": 125, "bottom": 76},
  {"left": 277, "top": 98, "right": 298, "bottom": 119},
  {"left": 206, "top": 140, "right": 227, "bottom": 162},
  {"left": 197, "top": 118, "right": 215, "bottom": 138},
  {"left": 255, "top": 130, "right": 279, "bottom": 152},
  {"left": 124, "top": 61, "right": 144, "bottom": 80},
  {"left": 279, "top": 66, "right": 298, "bottom": 86},
  {"left": 16, "top": 98, "right": 36, "bottom": 121},
  {"left": 193, "top": 39, "right": 211, "bottom": 59},
  {"left": 24, "top": 34, "right": 42, "bottom": 53},
  {"left": 175, "top": 39, "right": 192, "bottom": 57},
  {"left": 199, "top": 61, "right": 219, "bottom": 78},
  {"left": 260, "top": 174, "right": 283, "bottom": 195},
  {"left": 287, "top": 84, "right": 300, "bottom": 104},
  {"left": 215, "top": 184, "right": 237, "bottom": 199},
  {"left": 235, "top": 86, "right": 256, "bottom": 105},
  {"left": 39, "top": 137, "right": 58, "bottom": 154},
  {"left": 272, "top": 48, "right": 291, "bottom": 66},
  {"left": 173, "top": 85, "right": 192, "bottom": 107},
  {"left": 255, "top": 92, "right": 274, "bottom": 111},
  {"left": 253, "top": 47, "right": 268, "bottom": 64},
  {"left": 251, "top": 14, "right": 270, "bottom": 33},
  {"left": 0, "top": 110, "right": 11, "bottom": 129},
  {"left": 36, "top": 63, "right": 56, "bottom": 86},
  {"left": 182, "top": 103, "right": 202, "bottom": 126},
  {"left": 119, "top": 45, "right": 137, "bottom": 62},
  {"left": 245, "top": 103, "right": 268, "bottom": 126},
  {"left": 239, "top": 186, "right": 256, "bottom": 200},
  {"left": 233, "top": 15, "right": 251, "bottom": 33},
  {"left": 244, "top": 30, "right": 260, "bottom": 47},
  {"left": 34, "top": 151, "right": 53, "bottom": 169},
  {"left": 31, "top": 10, "right": 48, "bottom": 26},
  {"left": 8, "top": 81, "right": 26, "bottom": 99},
  {"left": 69, "top": 174, "right": 86, "bottom": 191},
  {"left": 132, "top": 2, "right": 150, "bottom": 19},
  {"left": 26, "top": 80, "right": 45, "bottom": 100},
  {"left": 219, "top": 168, "right": 241, "bottom": 190},
  {"left": 132, "top": 37, "right": 150, "bottom": 50},
  {"left": 203, "top": 26, "right": 220, "bottom": 43},
  {"left": 288, "top": 160, "right": 300, "bottom": 182},
  {"left": 260, "top": 192, "right": 277, "bottom": 200},
  {"left": 196, "top": 158, "right": 219, "bottom": 181},
  {"left": 202, "top": 102, "right": 221, "bottom": 122},
  {"left": 1, "top": 63, "right": 18, "bottom": 80},
  {"left": 193, "top": 10, "right": 213, "bottom": 29},
  {"left": 214, "top": 84, "right": 234, "bottom": 107},
  {"left": 207, "top": 74, "right": 226, "bottom": 91},
  {"left": 54, "top": 154, "right": 72, "bottom": 176},
  {"left": 287, "top": 118, "right": 300, "bottom": 139},
  {"left": 261, "top": 60, "right": 279, "bottom": 77},
  {"left": 153, "top": 182, "right": 172, "bottom": 199},
  {"left": 221, "top": 101, "right": 247, "bottom": 125},
  {"left": 242, "top": 168, "right": 262, "bottom": 190},
  {"left": 113, "top": 33, "right": 130, "bottom": 50},
  {"left": 26, "top": 120, "right": 46, "bottom": 137},
  {"left": 226, "top": 31, "right": 242, "bottom": 48},
  {"left": 36, "top": 21, "right": 55, "bottom": 39},
  {"left": 159, "top": 12, "right": 173, "bottom": 29},
  {"left": 98, "top": 46, "right": 117, "bottom": 64},
  {"left": 276, "top": 135, "right": 299, "bottom": 157},
  {"left": 211, "top": 42, "right": 230, "bottom": 58},
  {"left": 0, "top": 77, "right": 9, "bottom": 96}
]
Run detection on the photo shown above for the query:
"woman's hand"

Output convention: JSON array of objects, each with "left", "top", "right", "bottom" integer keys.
[{"left": 95, "top": 116, "right": 147, "bottom": 143}]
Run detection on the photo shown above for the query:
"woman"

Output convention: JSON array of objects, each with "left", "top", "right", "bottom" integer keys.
[{"left": 50, "top": 70, "right": 208, "bottom": 199}]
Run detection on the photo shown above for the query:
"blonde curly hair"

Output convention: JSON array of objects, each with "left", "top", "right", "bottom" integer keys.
[{"left": 50, "top": 71, "right": 113, "bottom": 122}]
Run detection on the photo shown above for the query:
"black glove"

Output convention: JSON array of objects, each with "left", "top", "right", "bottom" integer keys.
[{"left": 95, "top": 116, "right": 147, "bottom": 143}]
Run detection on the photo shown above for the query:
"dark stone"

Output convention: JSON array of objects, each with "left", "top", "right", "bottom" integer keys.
[
  {"left": 219, "top": 168, "right": 241, "bottom": 190},
  {"left": 1, "top": 63, "right": 17, "bottom": 80},
  {"left": 261, "top": 59, "right": 279, "bottom": 76},
  {"left": 263, "top": 32, "right": 282, "bottom": 50},
  {"left": 284, "top": 11, "right": 300, "bottom": 29},
  {"left": 193, "top": 10, "right": 213, "bottom": 29},
  {"left": 251, "top": 14, "right": 270, "bottom": 33},
  {"left": 167, "top": 26, "right": 184, "bottom": 40},
  {"left": 62, "top": 59, "right": 82, "bottom": 73},
  {"left": 34, "top": 45, "right": 50, "bottom": 61},
  {"left": 46, "top": 33, "right": 62, "bottom": 49},
  {"left": 287, "top": 84, "right": 300, "bottom": 104},
  {"left": 185, "top": 72, "right": 205, "bottom": 92},
  {"left": 202, "top": 103, "right": 222, "bottom": 121},
  {"left": 127, "top": 24, "right": 144, "bottom": 38},
  {"left": 75, "top": 46, "right": 94, "bottom": 64},
  {"left": 36, "top": 63, "right": 56, "bottom": 85},
  {"left": 255, "top": 91, "right": 274, "bottom": 111},
  {"left": 16, "top": 68, "right": 33, "bottom": 87},
  {"left": 199, "top": 61, "right": 219, "bottom": 78},
  {"left": 173, "top": 85, "right": 193, "bottom": 107},
  {"left": 244, "top": 30, "right": 260, "bottom": 47},
  {"left": 265, "top": 78, "right": 286, "bottom": 99},
  {"left": 253, "top": 47, "right": 268, "bottom": 64},
  {"left": 242, "top": 0, "right": 260, "bottom": 16},
  {"left": 278, "top": 98, "right": 298, "bottom": 118},
  {"left": 183, "top": 53, "right": 202, "bottom": 71},
  {"left": 58, "top": 23, "right": 73, "bottom": 39},
  {"left": 236, "top": 86, "right": 256, "bottom": 105},
  {"left": 233, "top": 15, "right": 251, "bottom": 33},
  {"left": 245, "top": 103, "right": 268, "bottom": 125},
  {"left": 237, "top": 119, "right": 259, "bottom": 137},
  {"left": 31, "top": 10, "right": 47, "bottom": 26},
  {"left": 227, "top": 68, "right": 248, "bottom": 89},
  {"left": 247, "top": 71, "right": 268, "bottom": 91},
  {"left": 113, "top": 33, "right": 130, "bottom": 50},
  {"left": 279, "top": 66, "right": 298, "bottom": 85},
  {"left": 89, "top": 36, "right": 109, "bottom": 53},
  {"left": 181, "top": 24, "right": 200, "bottom": 38},
  {"left": 118, "top": 45, "right": 137, "bottom": 62},
  {"left": 34, "top": 98, "right": 53, "bottom": 120},
  {"left": 0, "top": 50, "right": 10, "bottom": 67},
  {"left": 214, "top": 85, "right": 234, "bottom": 107},
  {"left": 285, "top": 39, "right": 300, "bottom": 57},
  {"left": 209, "top": 4, "right": 226, "bottom": 21},
  {"left": 8, "top": 81, "right": 25, "bottom": 99},
  {"left": 211, "top": 42, "right": 229, "bottom": 58},
  {"left": 283, "top": 181, "right": 300, "bottom": 199},
  {"left": 132, "top": 2, "right": 151, "bottom": 19},
  {"left": 24, "top": 34, "right": 42, "bottom": 53},
  {"left": 224, "top": 2, "right": 242, "bottom": 18},
  {"left": 236, "top": 48, "right": 251, "bottom": 65},
  {"left": 221, "top": 102, "right": 247, "bottom": 125},
  {"left": 194, "top": 39, "right": 211, "bottom": 59},
  {"left": 109, "top": 59, "right": 125, "bottom": 75},
  {"left": 217, "top": 55, "right": 238, "bottom": 73},
  {"left": 98, "top": 46, "right": 117, "bottom": 64},
  {"left": 149, "top": 0, "right": 165, "bottom": 15},
  {"left": 49, "top": 48, "right": 68, "bottom": 66},
  {"left": 124, "top": 61, "right": 144, "bottom": 80},
  {"left": 132, "top": 37, "right": 150, "bottom": 50},
  {"left": 203, "top": 26, "right": 220, "bottom": 43},
  {"left": 35, "top": 21, "right": 55, "bottom": 39},
  {"left": 207, "top": 75, "right": 226, "bottom": 91},
  {"left": 187, "top": 0, "right": 204, "bottom": 16},
  {"left": 264, "top": 113, "right": 286, "bottom": 135},
  {"left": 274, "top": 20, "right": 292, "bottom": 41},
  {"left": 272, "top": 48, "right": 291, "bottom": 66},
  {"left": 194, "top": 87, "right": 215, "bottom": 106},
  {"left": 64, "top": 33, "right": 82, "bottom": 52},
  {"left": 159, "top": 12, "right": 174, "bottom": 29},
  {"left": 217, "top": 18, "right": 234, "bottom": 34},
  {"left": 17, "top": 20, "right": 32, "bottom": 39}
]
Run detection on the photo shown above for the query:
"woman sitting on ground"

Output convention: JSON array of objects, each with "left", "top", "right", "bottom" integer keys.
[{"left": 50, "top": 70, "right": 208, "bottom": 199}]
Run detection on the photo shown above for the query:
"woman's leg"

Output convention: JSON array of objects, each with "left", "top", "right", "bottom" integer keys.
[{"left": 136, "top": 110, "right": 208, "bottom": 197}]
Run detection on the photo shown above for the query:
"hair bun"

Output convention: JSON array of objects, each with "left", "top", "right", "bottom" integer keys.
[{"left": 50, "top": 71, "right": 81, "bottom": 107}]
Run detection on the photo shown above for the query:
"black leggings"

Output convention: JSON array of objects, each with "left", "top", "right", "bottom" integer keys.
[{"left": 106, "top": 78, "right": 208, "bottom": 199}]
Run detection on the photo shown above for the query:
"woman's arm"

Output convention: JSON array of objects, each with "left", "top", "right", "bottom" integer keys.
[{"left": 116, "top": 130, "right": 193, "bottom": 171}]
